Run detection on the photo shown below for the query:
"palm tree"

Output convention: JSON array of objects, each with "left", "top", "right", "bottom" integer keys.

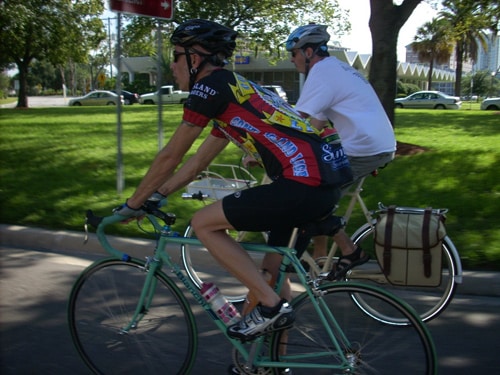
[
  {"left": 439, "top": 0, "right": 492, "bottom": 95},
  {"left": 411, "top": 18, "right": 454, "bottom": 90}
]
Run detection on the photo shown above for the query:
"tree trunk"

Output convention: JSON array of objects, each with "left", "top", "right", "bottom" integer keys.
[
  {"left": 368, "top": 0, "right": 422, "bottom": 126},
  {"left": 428, "top": 59, "right": 434, "bottom": 89},
  {"left": 16, "top": 60, "right": 29, "bottom": 108},
  {"left": 454, "top": 41, "right": 464, "bottom": 96}
]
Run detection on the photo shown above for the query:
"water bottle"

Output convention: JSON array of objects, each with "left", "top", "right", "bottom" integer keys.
[
  {"left": 321, "top": 127, "right": 341, "bottom": 145},
  {"left": 201, "top": 282, "right": 241, "bottom": 325}
]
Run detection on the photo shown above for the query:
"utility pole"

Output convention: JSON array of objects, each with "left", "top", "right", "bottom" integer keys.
[{"left": 108, "top": 17, "right": 113, "bottom": 78}]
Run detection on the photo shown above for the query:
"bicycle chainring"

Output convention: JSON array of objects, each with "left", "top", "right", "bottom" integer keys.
[{"left": 231, "top": 347, "right": 273, "bottom": 375}]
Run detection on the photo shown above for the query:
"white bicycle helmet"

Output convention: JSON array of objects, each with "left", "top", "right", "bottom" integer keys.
[{"left": 285, "top": 24, "right": 330, "bottom": 51}]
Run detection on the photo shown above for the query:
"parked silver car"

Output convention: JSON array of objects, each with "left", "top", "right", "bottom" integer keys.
[
  {"left": 69, "top": 90, "right": 124, "bottom": 106},
  {"left": 395, "top": 91, "right": 462, "bottom": 110},
  {"left": 480, "top": 97, "right": 500, "bottom": 110}
]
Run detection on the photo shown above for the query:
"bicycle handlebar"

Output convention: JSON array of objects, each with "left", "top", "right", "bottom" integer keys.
[
  {"left": 181, "top": 192, "right": 209, "bottom": 201},
  {"left": 86, "top": 202, "right": 176, "bottom": 231},
  {"left": 84, "top": 204, "right": 177, "bottom": 261}
]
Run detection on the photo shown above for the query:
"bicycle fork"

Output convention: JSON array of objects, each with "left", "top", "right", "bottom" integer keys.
[
  {"left": 120, "top": 256, "right": 162, "bottom": 334},
  {"left": 315, "top": 291, "right": 360, "bottom": 371}
]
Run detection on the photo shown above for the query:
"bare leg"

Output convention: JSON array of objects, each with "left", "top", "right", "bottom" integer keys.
[
  {"left": 261, "top": 253, "right": 291, "bottom": 301},
  {"left": 313, "top": 228, "right": 358, "bottom": 258},
  {"left": 312, "top": 235, "right": 328, "bottom": 259},
  {"left": 332, "top": 229, "right": 357, "bottom": 255},
  {"left": 191, "top": 200, "right": 281, "bottom": 308}
]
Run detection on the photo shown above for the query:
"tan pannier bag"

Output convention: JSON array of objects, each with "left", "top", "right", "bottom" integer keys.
[{"left": 374, "top": 205, "right": 447, "bottom": 287}]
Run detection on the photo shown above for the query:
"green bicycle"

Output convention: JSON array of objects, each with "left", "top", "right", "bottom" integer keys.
[{"left": 68, "top": 202, "right": 437, "bottom": 374}]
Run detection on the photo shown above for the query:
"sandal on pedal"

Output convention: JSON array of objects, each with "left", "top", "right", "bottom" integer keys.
[{"left": 329, "top": 246, "right": 369, "bottom": 281}]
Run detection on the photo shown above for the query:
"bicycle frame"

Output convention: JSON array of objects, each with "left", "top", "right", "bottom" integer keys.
[
  {"left": 301, "top": 176, "right": 371, "bottom": 278},
  {"left": 89, "top": 212, "right": 359, "bottom": 372}
]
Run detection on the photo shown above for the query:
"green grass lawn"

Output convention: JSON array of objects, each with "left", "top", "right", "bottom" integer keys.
[
  {"left": 1, "top": 104, "right": 499, "bottom": 269},
  {"left": 0, "top": 98, "right": 17, "bottom": 106}
]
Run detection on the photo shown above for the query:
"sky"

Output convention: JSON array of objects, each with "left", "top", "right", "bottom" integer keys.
[
  {"left": 336, "top": 0, "right": 438, "bottom": 61},
  {"left": 103, "top": 1, "right": 438, "bottom": 62}
]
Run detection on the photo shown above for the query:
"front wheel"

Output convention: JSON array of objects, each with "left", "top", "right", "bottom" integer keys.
[
  {"left": 270, "top": 282, "right": 437, "bottom": 374},
  {"left": 349, "top": 222, "right": 459, "bottom": 325},
  {"left": 68, "top": 258, "right": 197, "bottom": 374}
]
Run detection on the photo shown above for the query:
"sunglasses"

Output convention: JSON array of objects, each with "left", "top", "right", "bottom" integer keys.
[
  {"left": 173, "top": 51, "right": 190, "bottom": 63},
  {"left": 291, "top": 49, "right": 302, "bottom": 58}
]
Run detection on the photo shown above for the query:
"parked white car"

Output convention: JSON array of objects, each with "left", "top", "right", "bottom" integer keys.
[
  {"left": 139, "top": 85, "right": 189, "bottom": 104},
  {"left": 395, "top": 91, "right": 462, "bottom": 110},
  {"left": 480, "top": 97, "right": 500, "bottom": 110}
]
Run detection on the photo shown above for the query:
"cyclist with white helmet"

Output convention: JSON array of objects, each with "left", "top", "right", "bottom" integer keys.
[
  {"left": 114, "top": 19, "right": 353, "bottom": 343},
  {"left": 286, "top": 24, "right": 397, "bottom": 278}
]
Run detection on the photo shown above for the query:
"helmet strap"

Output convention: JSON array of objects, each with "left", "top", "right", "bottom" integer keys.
[
  {"left": 300, "top": 49, "right": 311, "bottom": 78},
  {"left": 184, "top": 47, "right": 212, "bottom": 90},
  {"left": 183, "top": 48, "right": 196, "bottom": 90}
]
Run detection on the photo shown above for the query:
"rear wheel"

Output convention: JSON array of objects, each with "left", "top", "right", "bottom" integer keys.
[
  {"left": 270, "top": 283, "right": 437, "bottom": 374},
  {"left": 348, "top": 221, "right": 458, "bottom": 325}
]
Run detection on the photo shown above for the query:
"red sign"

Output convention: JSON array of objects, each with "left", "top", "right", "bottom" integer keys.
[{"left": 109, "top": 0, "right": 174, "bottom": 20}]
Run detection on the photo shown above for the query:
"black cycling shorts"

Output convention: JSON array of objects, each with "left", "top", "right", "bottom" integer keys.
[{"left": 222, "top": 178, "right": 340, "bottom": 247}]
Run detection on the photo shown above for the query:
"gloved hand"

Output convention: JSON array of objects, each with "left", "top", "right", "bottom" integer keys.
[
  {"left": 146, "top": 191, "right": 167, "bottom": 208},
  {"left": 112, "top": 201, "right": 145, "bottom": 218}
]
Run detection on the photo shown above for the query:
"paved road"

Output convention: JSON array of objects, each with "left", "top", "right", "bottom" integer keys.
[
  {"left": 1, "top": 244, "right": 499, "bottom": 374},
  {"left": 0, "top": 96, "right": 72, "bottom": 108}
]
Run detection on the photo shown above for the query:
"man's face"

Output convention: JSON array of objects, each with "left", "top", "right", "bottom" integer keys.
[
  {"left": 290, "top": 48, "right": 306, "bottom": 74},
  {"left": 171, "top": 47, "right": 192, "bottom": 91}
]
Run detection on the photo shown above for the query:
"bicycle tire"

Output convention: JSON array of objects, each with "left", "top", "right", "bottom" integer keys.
[
  {"left": 270, "top": 282, "right": 437, "bottom": 374},
  {"left": 349, "top": 222, "right": 459, "bottom": 325},
  {"left": 68, "top": 258, "right": 197, "bottom": 374},
  {"left": 181, "top": 224, "right": 267, "bottom": 303}
]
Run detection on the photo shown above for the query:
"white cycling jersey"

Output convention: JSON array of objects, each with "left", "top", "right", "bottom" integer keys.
[{"left": 295, "top": 56, "right": 396, "bottom": 157}]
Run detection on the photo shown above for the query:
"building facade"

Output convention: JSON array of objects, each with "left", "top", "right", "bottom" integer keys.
[
  {"left": 473, "top": 33, "right": 500, "bottom": 75},
  {"left": 117, "top": 45, "right": 456, "bottom": 101}
]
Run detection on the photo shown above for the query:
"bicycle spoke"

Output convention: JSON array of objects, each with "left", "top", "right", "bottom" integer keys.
[
  {"left": 68, "top": 259, "right": 197, "bottom": 375},
  {"left": 270, "top": 283, "right": 436, "bottom": 374},
  {"left": 350, "top": 224, "right": 458, "bottom": 324}
]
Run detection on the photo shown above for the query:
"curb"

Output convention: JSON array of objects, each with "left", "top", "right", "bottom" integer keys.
[
  {"left": 1, "top": 224, "right": 499, "bottom": 297},
  {"left": 0, "top": 224, "right": 157, "bottom": 260}
]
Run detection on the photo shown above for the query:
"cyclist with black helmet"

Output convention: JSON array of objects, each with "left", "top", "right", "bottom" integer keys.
[
  {"left": 285, "top": 24, "right": 396, "bottom": 278},
  {"left": 114, "top": 19, "right": 353, "bottom": 342}
]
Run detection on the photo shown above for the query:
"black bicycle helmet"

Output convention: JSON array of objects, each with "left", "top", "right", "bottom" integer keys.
[{"left": 170, "top": 19, "right": 238, "bottom": 58}]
